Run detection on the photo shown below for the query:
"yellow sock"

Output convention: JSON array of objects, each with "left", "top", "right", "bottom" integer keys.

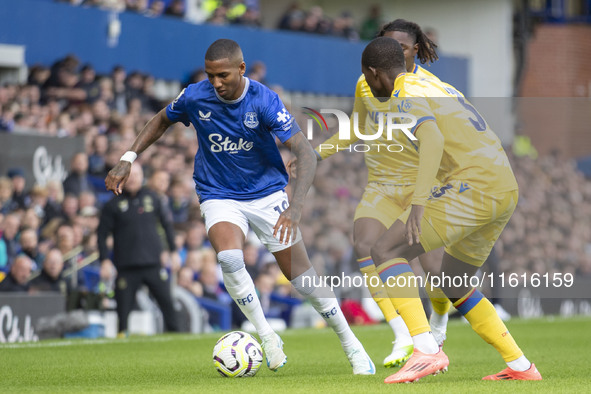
[
  {"left": 454, "top": 289, "right": 524, "bottom": 362},
  {"left": 377, "top": 258, "right": 430, "bottom": 336},
  {"left": 425, "top": 281, "right": 451, "bottom": 315},
  {"left": 358, "top": 257, "right": 399, "bottom": 322}
]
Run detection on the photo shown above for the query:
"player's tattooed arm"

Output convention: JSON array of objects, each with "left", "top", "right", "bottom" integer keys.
[
  {"left": 284, "top": 131, "right": 317, "bottom": 211},
  {"left": 105, "top": 109, "right": 174, "bottom": 195},
  {"left": 274, "top": 131, "right": 317, "bottom": 244}
]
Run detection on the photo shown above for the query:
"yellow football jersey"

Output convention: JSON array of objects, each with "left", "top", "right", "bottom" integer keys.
[
  {"left": 393, "top": 73, "right": 518, "bottom": 194},
  {"left": 316, "top": 65, "right": 440, "bottom": 185}
]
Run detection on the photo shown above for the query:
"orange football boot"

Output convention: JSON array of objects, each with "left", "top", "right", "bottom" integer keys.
[
  {"left": 483, "top": 363, "right": 542, "bottom": 381},
  {"left": 384, "top": 349, "right": 449, "bottom": 384}
]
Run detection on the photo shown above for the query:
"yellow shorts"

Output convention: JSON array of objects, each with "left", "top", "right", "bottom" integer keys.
[
  {"left": 354, "top": 183, "right": 415, "bottom": 228},
  {"left": 400, "top": 180, "right": 518, "bottom": 267}
]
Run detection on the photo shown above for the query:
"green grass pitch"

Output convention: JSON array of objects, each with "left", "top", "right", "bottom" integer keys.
[{"left": 3, "top": 317, "right": 589, "bottom": 393}]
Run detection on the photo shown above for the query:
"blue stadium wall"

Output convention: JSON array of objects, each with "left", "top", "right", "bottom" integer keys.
[{"left": 0, "top": 0, "right": 469, "bottom": 95}]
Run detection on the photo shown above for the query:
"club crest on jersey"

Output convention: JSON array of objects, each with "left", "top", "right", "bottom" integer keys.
[
  {"left": 397, "top": 100, "right": 412, "bottom": 113},
  {"left": 199, "top": 110, "right": 211, "bottom": 121},
  {"left": 243, "top": 112, "right": 259, "bottom": 128}
]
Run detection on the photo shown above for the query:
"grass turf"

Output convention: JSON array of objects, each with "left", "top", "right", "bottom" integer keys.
[{"left": 3, "top": 317, "right": 589, "bottom": 393}]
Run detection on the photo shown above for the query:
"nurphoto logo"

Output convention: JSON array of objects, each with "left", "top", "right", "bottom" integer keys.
[{"left": 303, "top": 108, "right": 417, "bottom": 153}]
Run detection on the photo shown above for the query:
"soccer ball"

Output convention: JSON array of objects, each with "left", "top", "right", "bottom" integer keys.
[{"left": 213, "top": 331, "right": 263, "bottom": 377}]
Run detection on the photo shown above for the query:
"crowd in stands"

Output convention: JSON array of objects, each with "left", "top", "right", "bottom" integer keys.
[
  {"left": 55, "top": 0, "right": 260, "bottom": 28},
  {"left": 498, "top": 151, "right": 591, "bottom": 278},
  {"left": 52, "top": 0, "right": 393, "bottom": 41},
  {"left": 1, "top": 53, "right": 590, "bottom": 330}
]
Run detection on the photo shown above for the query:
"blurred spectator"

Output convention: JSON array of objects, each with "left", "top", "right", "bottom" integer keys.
[
  {"left": 43, "top": 180, "right": 65, "bottom": 225},
  {"left": 198, "top": 258, "right": 234, "bottom": 327},
  {"left": 301, "top": 6, "right": 323, "bottom": 34},
  {"left": 126, "top": 0, "right": 149, "bottom": 13},
  {"left": 184, "top": 68, "right": 207, "bottom": 88},
  {"left": 0, "top": 254, "right": 33, "bottom": 292},
  {"left": 278, "top": 2, "right": 302, "bottom": 30},
  {"left": 199, "top": 259, "right": 227, "bottom": 301},
  {"left": 0, "top": 176, "right": 18, "bottom": 214},
  {"left": 147, "top": 0, "right": 166, "bottom": 17},
  {"left": 207, "top": 5, "right": 228, "bottom": 25},
  {"left": 63, "top": 152, "right": 92, "bottom": 196},
  {"left": 147, "top": 169, "right": 171, "bottom": 204},
  {"left": 277, "top": 4, "right": 361, "bottom": 40},
  {"left": 29, "top": 184, "right": 49, "bottom": 223},
  {"left": 27, "top": 65, "right": 51, "bottom": 88},
  {"left": 29, "top": 248, "right": 67, "bottom": 294},
  {"left": 243, "top": 241, "right": 261, "bottom": 278},
  {"left": 164, "top": 0, "right": 185, "bottom": 18},
  {"left": 246, "top": 61, "right": 267, "bottom": 85},
  {"left": 55, "top": 222, "right": 83, "bottom": 289},
  {"left": 177, "top": 266, "right": 203, "bottom": 297},
  {"left": 76, "top": 64, "right": 100, "bottom": 103},
  {"left": 89, "top": 134, "right": 109, "bottom": 177},
  {"left": 125, "top": 71, "right": 149, "bottom": 111},
  {"left": 226, "top": 0, "right": 247, "bottom": 21},
  {"left": 184, "top": 249, "right": 203, "bottom": 273},
  {"left": 254, "top": 272, "right": 285, "bottom": 318},
  {"left": 233, "top": 7, "right": 261, "bottom": 27},
  {"left": 0, "top": 213, "right": 21, "bottom": 268},
  {"left": 168, "top": 178, "right": 190, "bottom": 223},
  {"left": 360, "top": 5, "right": 383, "bottom": 40},
  {"left": 7, "top": 167, "right": 30, "bottom": 210},
  {"left": 179, "top": 221, "right": 207, "bottom": 262},
  {"left": 60, "top": 194, "right": 80, "bottom": 224},
  {"left": 111, "top": 65, "right": 128, "bottom": 114},
  {"left": 424, "top": 27, "right": 439, "bottom": 46},
  {"left": 77, "top": 205, "right": 100, "bottom": 236},
  {"left": 332, "top": 11, "right": 359, "bottom": 41},
  {"left": 78, "top": 190, "right": 97, "bottom": 212},
  {"left": 18, "top": 228, "right": 44, "bottom": 270}
]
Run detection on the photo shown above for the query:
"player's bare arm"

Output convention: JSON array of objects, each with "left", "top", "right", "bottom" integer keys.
[
  {"left": 105, "top": 109, "right": 174, "bottom": 195},
  {"left": 406, "top": 121, "right": 444, "bottom": 245},
  {"left": 273, "top": 131, "right": 317, "bottom": 244}
]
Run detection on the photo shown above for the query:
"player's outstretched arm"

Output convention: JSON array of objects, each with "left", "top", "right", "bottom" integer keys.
[
  {"left": 274, "top": 131, "right": 317, "bottom": 244},
  {"left": 105, "top": 109, "right": 174, "bottom": 195}
]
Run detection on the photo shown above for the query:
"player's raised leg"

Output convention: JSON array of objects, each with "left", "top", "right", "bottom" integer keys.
[
  {"left": 274, "top": 241, "right": 376, "bottom": 375},
  {"left": 354, "top": 217, "right": 413, "bottom": 367},
  {"left": 208, "top": 221, "right": 287, "bottom": 371}
]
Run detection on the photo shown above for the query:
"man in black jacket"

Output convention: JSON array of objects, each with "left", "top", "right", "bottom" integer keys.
[{"left": 98, "top": 163, "right": 178, "bottom": 335}]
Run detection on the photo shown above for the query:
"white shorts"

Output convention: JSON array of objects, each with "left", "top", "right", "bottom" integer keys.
[{"left": 200, "top": 190, "right": 303, "bottom": 253}]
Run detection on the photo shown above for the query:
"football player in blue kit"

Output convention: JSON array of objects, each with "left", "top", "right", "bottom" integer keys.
[{"left": 105, "top": 39, "right": 375, "bottom": 374}]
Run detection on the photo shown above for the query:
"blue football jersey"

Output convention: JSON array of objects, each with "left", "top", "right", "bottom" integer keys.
[{"left": 165, "top": 78, "right": 300, "bottom": 202}]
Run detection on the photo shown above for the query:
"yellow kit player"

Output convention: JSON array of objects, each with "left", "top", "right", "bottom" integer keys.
[
  {"left": 314, "top": 20, "right": 451, "bottom": 368},
  {"left": 361, "top": 37, "right": 542, "bottom": 383}
]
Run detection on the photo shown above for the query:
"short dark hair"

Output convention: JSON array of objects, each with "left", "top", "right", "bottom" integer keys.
[
  {"left": 205, "top": 39, "right": 243, "bottom": 63},
  {"left": 379, "top": 19, "right": 438, "bottom": 64},
  {"left": 362, "top": 37, "right": 405, "bottom": 71}
]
